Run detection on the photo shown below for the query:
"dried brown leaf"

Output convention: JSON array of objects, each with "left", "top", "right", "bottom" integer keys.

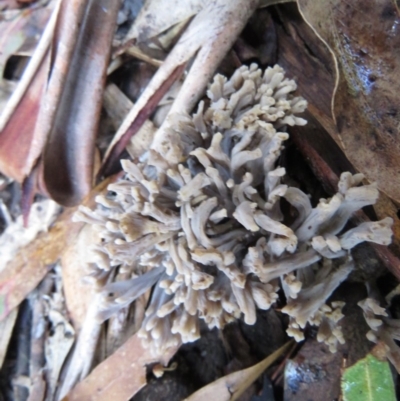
[
  {"left": 0, "top": 0, "right": 59, "bottom": 134},
  {"left": 298, "top": 0, "right": 400, "bottom": 202},
  {"left": 184, "top": 341, "right": 293, "bottom": 401},
  {"left": 284, "top": 339, "right": 342, "bottom": 401},
  {"left": 62, "top": 333, "right": 179, "bottom": 401}
]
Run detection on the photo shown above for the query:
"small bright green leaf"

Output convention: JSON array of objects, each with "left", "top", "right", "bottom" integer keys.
[{"left": 341, "top": 354, "right": 396, "bottom": 401}]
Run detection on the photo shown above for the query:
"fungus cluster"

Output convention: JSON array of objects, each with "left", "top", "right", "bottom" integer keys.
[{"left": 75, "top": 64, "right": 393, "bottom": 354}]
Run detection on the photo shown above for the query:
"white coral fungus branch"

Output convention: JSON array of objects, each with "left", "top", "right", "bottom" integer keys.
[{"left": 75, "top": 64, "right": 393, "bottom": 355}]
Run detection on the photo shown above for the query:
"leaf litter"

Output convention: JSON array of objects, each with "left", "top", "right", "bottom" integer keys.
[{"left": 0, "top": 1, "right": 399, "bottom": 400}]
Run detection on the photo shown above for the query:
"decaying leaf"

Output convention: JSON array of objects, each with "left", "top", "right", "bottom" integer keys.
[
  {"left": 184, "top": 341, "right": 293, "bottom": 401},
  {"left": 62, "top": 333, "right": 179, "bottom": 401},
  {"left": 341, "top": 352, "right": 396, "bottom": 401},
  {"left": 274, "top": 5, "right": 400, "bottom": 277},
  {"left": 298, "top": 0, "right": 400, "bottom": 203},
  {"left": 0, "top": 51, "right": 48, "bottom": 183}
]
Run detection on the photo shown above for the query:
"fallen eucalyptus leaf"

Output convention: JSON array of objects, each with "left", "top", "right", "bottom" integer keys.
[
  {"left": 62, "top": 333, "right": 179, "bottom": 401},
  {"left": 183, "top": 341, "right": 293, "bottom": 401},
  {"left": 298, "top": 0, "right": 400, "bottom": 202},
  {"left": 0, "top": 51, "right": 49, "bottom": 182},
  {"left": 341, "top": 353, "right": 396, "bottom": 401}
]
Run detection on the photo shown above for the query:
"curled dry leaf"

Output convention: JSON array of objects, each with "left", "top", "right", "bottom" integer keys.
[
  {"left": 184, "top": 341, "right": 293, "bottom": 401},
  {"left": 297, "top": 0, "right": 400, "bottom": 202},
  {"left": 39, "top": 0, "right": 121, "bottom": 205}
]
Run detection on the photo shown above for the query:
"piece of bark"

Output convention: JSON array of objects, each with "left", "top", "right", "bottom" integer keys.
[
  {"left": 40, "top": 0, "right": 121, "bottom": 205},
  {"left": 296, "top": 0, "right": 400, "bottom": 203}
]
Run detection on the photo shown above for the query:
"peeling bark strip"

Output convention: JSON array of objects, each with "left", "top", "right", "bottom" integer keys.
[{"left": 41, "top": 0, "right": 121, "bottom": 205}]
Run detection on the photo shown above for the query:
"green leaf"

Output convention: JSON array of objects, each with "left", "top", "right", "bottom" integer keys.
[{"left": 341, "top": 354, "right": 396, "bottom": 401}]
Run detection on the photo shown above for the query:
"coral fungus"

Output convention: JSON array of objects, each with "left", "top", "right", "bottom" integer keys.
[{"left": 75, "top": 64, "right": 392, "bottom": 354}]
